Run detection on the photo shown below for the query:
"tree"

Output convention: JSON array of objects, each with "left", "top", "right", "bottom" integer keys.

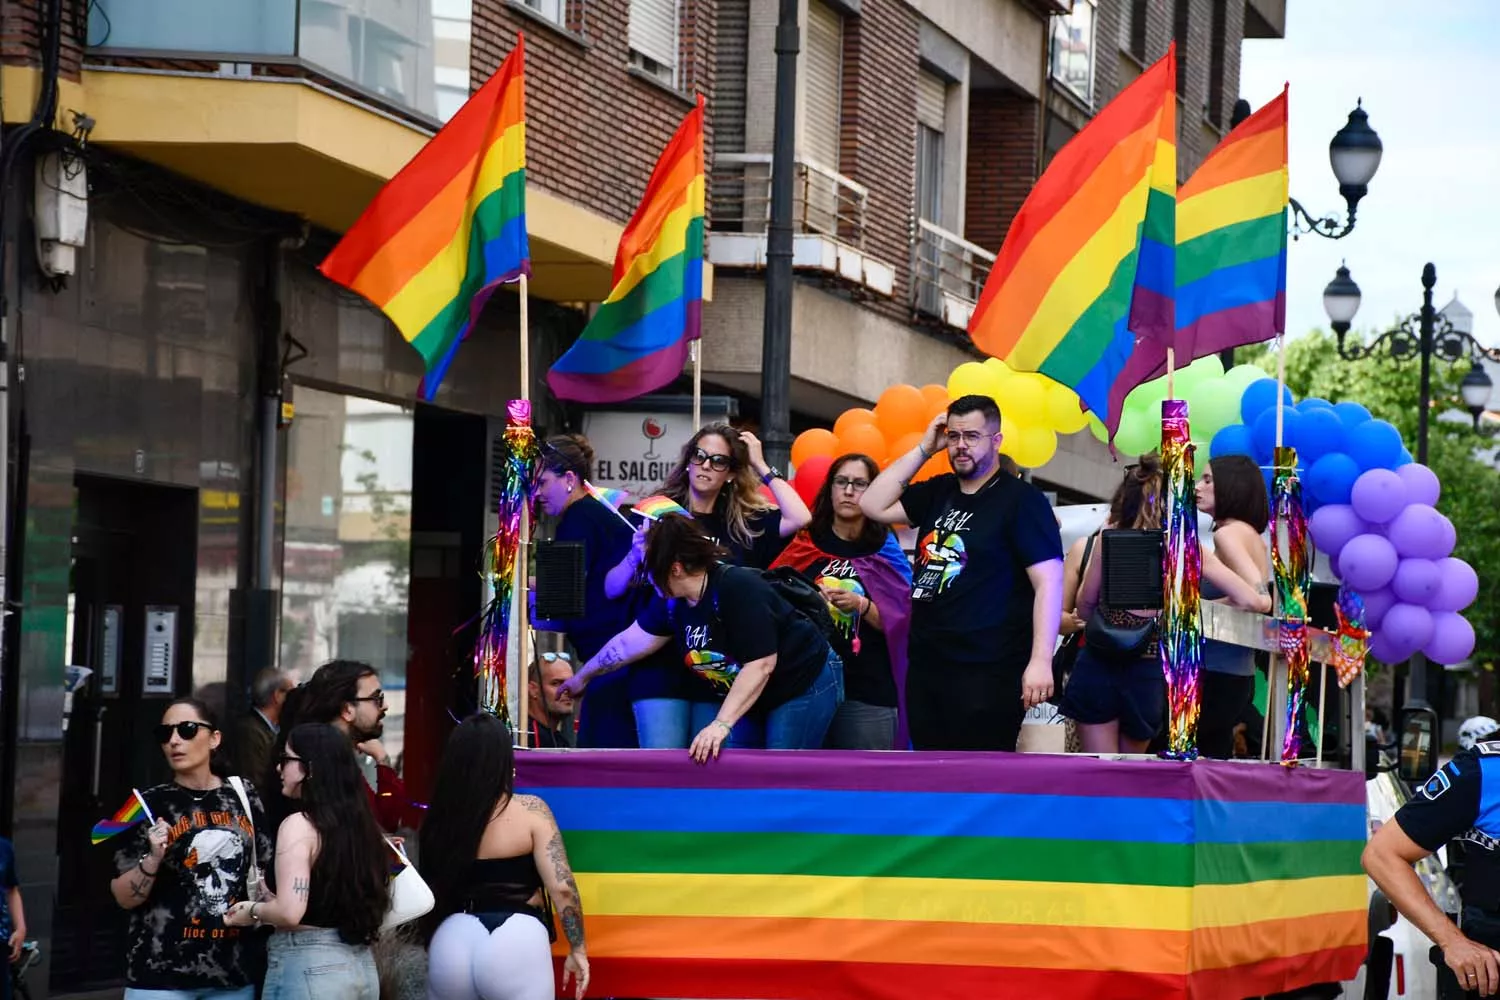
[{"left": 1241, "top": 329, "right": 1500, "bottom": 670}]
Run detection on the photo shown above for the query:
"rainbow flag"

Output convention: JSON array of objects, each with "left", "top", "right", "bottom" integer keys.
[
  {"left": 583, "top": 481, "right": 631, "bottom": 510},
  {"left": 632, "top": 495, "right": 690, "bottom": 520},
  {"left": 517, "top": 750, "right": 1366, "bottom": 1000},
  {"left": 547, "top": 97, "right": 705, "bottom": 403},
  {"left": 91, "top": 789, "right": 151, "bottom": 844},
  {"left": 319, "top": 37, "right": 530, "bottom": 400},
  {"left": 968, "top": 45, "right": 1176, "bottom": 436}
]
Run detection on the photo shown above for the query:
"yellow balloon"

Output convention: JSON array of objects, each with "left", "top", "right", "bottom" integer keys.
[
  {"left": 1002, "top": 425, "right": 1058, "bottom": 468},
  {"left": 1044, "top": 380, "right": 1090, "bottom": 434},
  {"left": 1001, "top": 372, "right": 1047, "bottom": 425},
  {"left": 982, "top": 357, "right": 1014, "bottom": 386},
  {"left": 946, "top": 361, "right": 995, "bottom": 402}
]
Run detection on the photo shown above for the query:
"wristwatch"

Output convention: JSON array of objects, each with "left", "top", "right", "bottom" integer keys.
[{"left": 760, "top": 466, "right": 782, "bottom": 486}]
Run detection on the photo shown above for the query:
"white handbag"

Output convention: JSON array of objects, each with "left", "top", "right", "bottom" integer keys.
[
  {"left": 226, "top": 776, "right": 265, "bottom": 902},
  {"left": 381, "top": 837, "right": 434, "bottom": 931}
]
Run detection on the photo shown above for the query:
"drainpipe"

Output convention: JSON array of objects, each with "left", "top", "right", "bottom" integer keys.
[{"left": 759, "top": 0, "right": 799, "bottom": 469}]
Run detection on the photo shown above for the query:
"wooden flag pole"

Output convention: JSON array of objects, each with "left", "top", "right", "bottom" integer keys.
[
  {"left": 517, "top": 272, "right": 533, "bottom": 748},
  {"left": 692, "top": 340, "right": 702, "bottom": 430},
  {"left": 1165, "top": 346, "right": 1176, "bottom": 401}
]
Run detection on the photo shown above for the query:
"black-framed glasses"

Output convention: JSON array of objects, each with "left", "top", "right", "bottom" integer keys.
[
  {"left": 689, "top": 447, "right": 732, "bottom": 472},
  {"left": 831, "top": 476, "right": 870, "bottom": 493},
  {"left": 155, "top": 721, "right": 213, "bottom": 744},
  {"left": 353, "top": 690, "right": 385, "bottom": 708},
  {"left": 277, "top": 754, "right": 304, "bottom": 770}
]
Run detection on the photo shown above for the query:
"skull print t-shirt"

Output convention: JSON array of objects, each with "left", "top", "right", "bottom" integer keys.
[{"left": 113, "top": 781, "right": 273, "bottom": 989}]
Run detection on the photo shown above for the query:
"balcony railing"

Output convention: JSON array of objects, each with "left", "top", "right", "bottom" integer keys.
[
  {"left": 709, "top": 153, "right": 894, "bottom": 296},
  {"left": 86, "top": 0, "right": 473, "bottom": 124},
  {"left": 911, "top": 218, "right": 995, "bottom": 332}
]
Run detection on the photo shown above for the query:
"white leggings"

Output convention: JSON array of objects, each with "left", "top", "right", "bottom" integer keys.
[{"left": 427, "top": 912, "right": 555, "bottom": 1000}]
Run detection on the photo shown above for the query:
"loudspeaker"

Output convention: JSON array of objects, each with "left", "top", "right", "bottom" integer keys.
[
  {"left": 533, "top": 541, "right": 587, "bottom": 619},
  {"left": 1099, "top": 529, "right": 1164, "bottom": 610}
]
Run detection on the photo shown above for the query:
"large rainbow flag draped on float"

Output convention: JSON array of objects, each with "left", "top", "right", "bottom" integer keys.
[
  {"left": 547, "top": 98, "right": 706, "bottom": 403},
  {"left": 519, "top": 751, "right": 1367, "bottom": 1000},
  {"left": 968, "top": 45, "right": 1176, "bottom": 437},
  {"left": 319, "top": 37, "right": 530, "bottom": 400}
]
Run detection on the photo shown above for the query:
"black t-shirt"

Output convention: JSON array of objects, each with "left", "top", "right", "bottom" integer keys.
[
  {"left": 900, "top": 471, "right": 1063, "bottom": 665},
  {"left": 693, "top": 507, "right": 786, "bottom": 569},
  {"left": 795, "top": 527, "right": 897, "bottom": 708},
  {"left": 553, "top": 494, "right": 634, "bottom": 662},
  {"left": 113, "top": 781, "right": 275, "bottom": 990},
  {"left": 1396, "top": 744, "right": 1500, "bottom": 916},
  {"left": 637, "top": 564, "right": 828, "bottom": 711}
]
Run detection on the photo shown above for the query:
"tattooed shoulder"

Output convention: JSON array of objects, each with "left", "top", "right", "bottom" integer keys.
[{"left": 517, "top": 794, "right": 555, "bottom": 819}]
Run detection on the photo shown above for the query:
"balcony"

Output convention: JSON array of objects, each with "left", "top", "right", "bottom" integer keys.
[
  {"left": 911, "top": 218, "right": 995, "bottom": 333},
  {"left": 707, "top": 153, "right": 896, "bottom": 298},
  {"left": 86, "top": 0, "right": 472, "bottom": 124}
]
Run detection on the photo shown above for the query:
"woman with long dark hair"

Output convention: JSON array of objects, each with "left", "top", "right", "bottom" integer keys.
[
  {"left": 223, "top": 723, "right": 389, "bottom": 1000},
  {"left": 422, "top": 714, "right": 589, "bottom": 1000},
  {"left": 772, "top": 453, "right": 913, "bottom": 749},
  {"left": 110, "top": 698, "right": 272, "bottom": 1000},
  {"left": 569, "top": 514, "right": 843, "bottom": 758}
]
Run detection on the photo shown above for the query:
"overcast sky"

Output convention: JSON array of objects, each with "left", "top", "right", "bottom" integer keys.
[{"left": 1239, "top": 3, "right": 1500, "bottom": 351}]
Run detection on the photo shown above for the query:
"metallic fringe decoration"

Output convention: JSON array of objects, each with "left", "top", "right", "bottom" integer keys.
[
  {"left": 1272, "top": 445, "right": 1312, "bottom": 764},
  {"left": 475, "top": 399, "right": 540, "bottom": 723},
  {"left": 1333, "top": 586, "right": 1371, "bottom": 689},
  {"left": 1160, "top": 400, "right": 1204, "bottom": 760}
]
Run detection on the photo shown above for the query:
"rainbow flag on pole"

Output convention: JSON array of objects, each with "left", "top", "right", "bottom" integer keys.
[
  {"left": 518, "top": 750, "right": 1366, "bottom": 1000},
  {"left": 546, "top": 97, "right": 705, "bottom": 403},
  {"left": 319, "top": 36, "right": 530, "bottom": 400},
  {"left": 968, "top": 45, "right": 1177, "bottom": 436},
  {"left": 91, "top": 789, "right": 153, "bottom": 844}
]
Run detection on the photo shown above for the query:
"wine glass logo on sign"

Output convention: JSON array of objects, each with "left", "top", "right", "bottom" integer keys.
[{"left": 642, "top": 417, "right": 666, "bottom": 459}]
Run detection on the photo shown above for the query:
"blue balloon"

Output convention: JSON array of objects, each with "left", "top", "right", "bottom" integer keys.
[
  {"left": 1210, "top": 424, "right": 1255, "bottom": 460},
  {"left": 1240, "top": 379, "right": 1295, "bottom": 425},
  {"left": 1306, "top": 453, "right": 1362, "bottom": 506},
  {"left": 1348, "top": 419, "right": 1404, "bottom": 471},
  {"left": 1333, "top": 401, "right": 1373, "bottom": 427},
  {"left": 1251, "top": 406, "right": 1304, "bottom": 462},
  {"left": 1395, "top": 448, "right": 1414, "bottom": 468},
  {"left": 1296, "top": 397, "right": 1335, "bottom": 413},
  {"left": 1297, "top": 407, "right": 1347, "bottom": 464}
]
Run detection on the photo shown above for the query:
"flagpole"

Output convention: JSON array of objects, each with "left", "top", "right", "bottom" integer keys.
[
  {"left": 517, "top": 272, "right": 532, "bottom": 748},
  {"left": 692, "top": 340, "right": 702, "bottom": 430},
  {"left": 1165, "top": 346, "right": 1176, "bottom": 401}
]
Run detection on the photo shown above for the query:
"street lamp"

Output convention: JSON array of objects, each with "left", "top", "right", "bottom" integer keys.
[
  {"left": 1461, "top": 361, "right": 1494, "bottom": 430},
  {"left": 1289, "top": 101, "right": 1383, "bottom": 240}
]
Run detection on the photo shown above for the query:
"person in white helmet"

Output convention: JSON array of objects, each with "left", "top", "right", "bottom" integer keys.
[{"left": 1461, "top": 717, "right": 1500, "bottom": 753}]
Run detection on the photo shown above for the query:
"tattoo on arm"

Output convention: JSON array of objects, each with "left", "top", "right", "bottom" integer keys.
[
  {"left": 128, "top": 874, "right": 152, "bottom": 899},
  {"left": 292, "top": 878, "right": 309, "bottom": 899},
  {"left": 546, "top": 831, "right": 585, "bottom": 950},
  {"left": 597, "top": 642, "right": 624, "bottom": 669}
]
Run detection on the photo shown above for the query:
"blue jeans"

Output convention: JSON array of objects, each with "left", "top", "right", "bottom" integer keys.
[
  {"left": 125, "top": 988, "right": 255, "bottom": 1000},
  {"left": 689, "top": 701, "right": 763, "bottom": 747},
  {"left": 764, "top": 650, "right": 844, "bottom": 750},
  {"left": 633, "top": 697, "right": 692, "bottom": 748},
  {"left": 824, "top": 699, "right": 897, "bottom": 749},
  {"left": 262, "top": 928, "right": 377, "bottom": 1000}
]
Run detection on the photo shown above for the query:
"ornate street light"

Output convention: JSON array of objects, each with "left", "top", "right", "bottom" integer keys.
[
  {"left": 1289, "top": 101, "right": 1383, "bottom": 240},
  {"left": 1460, "top": 361, "right": 1494, "bottom": 430}
]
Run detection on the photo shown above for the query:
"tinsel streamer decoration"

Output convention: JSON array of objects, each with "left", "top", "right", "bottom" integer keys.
[
  {"left": 1332, "top": 586, "right": 1371, "bottom": 689},
  {"left": 475, "top": 399, "right": 540, "bottom": 723},
  {"left": 1159, "top": 400, "right": 1204, "bottom": 760},
  {"left": 1272, "top": 445, "right": 1311, "bottom": 764}
]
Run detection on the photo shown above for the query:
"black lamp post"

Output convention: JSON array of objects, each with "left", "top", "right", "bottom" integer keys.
[{"left": 1288, "top": 101, "right": 1384, "bottom": 241}]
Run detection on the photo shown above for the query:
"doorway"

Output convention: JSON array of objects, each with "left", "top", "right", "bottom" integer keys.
[{"left": 50, "top": 475, "right": 198, "bottom": 994}]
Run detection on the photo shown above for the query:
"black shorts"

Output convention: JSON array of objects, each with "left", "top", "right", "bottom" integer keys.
[
  {"left": 905, "top": 657, "right": 1027, "bottom": 751},
  {"left": 1058, "top": 646, "right": 1165, "bottom": 742}
]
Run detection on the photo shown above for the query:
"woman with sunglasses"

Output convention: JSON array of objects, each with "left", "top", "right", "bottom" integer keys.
[
  {"left": 772, "top": 454, "right": 913, "bottom": 749},
  {"left": 223, "top": 724, "right": 389, "bottom": 1000},
  {"left": 110, "top": 699, "right": 273, "bottom": 1000}
]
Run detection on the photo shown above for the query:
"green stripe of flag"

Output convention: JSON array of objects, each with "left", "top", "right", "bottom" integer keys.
[
  {"left": 1177, "top": 212, "right": 1286, "bottom": 287},
  {"left": 577, "top": 218, "right": 704, "bottom": 344}
]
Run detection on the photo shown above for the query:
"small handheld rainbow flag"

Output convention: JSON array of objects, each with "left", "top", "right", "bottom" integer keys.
[
  {"left": 91, "top": 789, "right": 155, "bottom": 845},
  {"left": 633, "top": 495, "right": 690, "bottom": 521},
  {"left": 583, "top": 481, "right": 637, "bottom": 528}
]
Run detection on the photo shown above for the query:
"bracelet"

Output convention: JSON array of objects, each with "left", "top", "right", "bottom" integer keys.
[
  {"left": 138, "top": 856, "right": 159, "bottom": 877},
  {"left": 250, "top": 902, "right": 261, "bottom": 924},
  {"left": 712, "top": 719, "right": 733, "bottom": 735}
]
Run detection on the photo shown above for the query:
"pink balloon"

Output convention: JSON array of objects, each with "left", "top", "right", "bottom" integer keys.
[
  {"left": 1395, "top": 462, "right": 1442, "bottom": 506},
  {"left": 1340, "top": 534, "right": 1399, "bottom": 592},
  {"left": 1309, "top": 504, "right": 1365, "bottom": 558},
  {"left": 1425, "top": 612, "right": 1476, "bottom": 665},
  {"left": 1391, "top": 559, "right": 1442, "bottom": 606},
  {"left": 1431, "top": 558, "right": 1480, "bottom": 613},
  {"left": 1350, "top": 469, "right": 1409, "bottom": 524}
]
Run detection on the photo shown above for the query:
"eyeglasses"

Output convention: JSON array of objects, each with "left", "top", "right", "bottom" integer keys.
[
  {"left": 155, "top": 721, "right": 214, "bottom": 744},
  {"left": 832, "top": 476, "right": 870, "bottom": 493},
  {"left": 277, "top": 754, "right": 305, "bottom": 770},
  {"left": 689, "top": 447, "right": 732, "bottom": 472},
  {"left": 945, "top": 430, "right": 994, "bottom": 447},
  {"left": 539, "top": 652, "right": 573, "bottom": 663},
  {"left": 353, "top": 690, "right": 385, "bottom": 708}
]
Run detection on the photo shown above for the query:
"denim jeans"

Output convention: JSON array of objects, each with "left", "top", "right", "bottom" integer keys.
[
  {"left": 633, "top": 697, "right": 692, "bottom": 748},
  {"left": 262, "top": 928, "right": 377, "bottom": 1000},
  {"left": 125, "top": 988, "right": 255, "bottom": 1000},
  {"left": 764, "top": 650, "right": 844, "bottom": 750},
  {"left": 688, "top": 701, "right": 763, "bottom": 747},
  {"left": 824, "top": 698, "right": 897, "bottom": 750}
]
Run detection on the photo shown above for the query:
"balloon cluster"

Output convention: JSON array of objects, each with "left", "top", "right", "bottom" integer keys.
[
  {"left": 1309, "top": 464, "right": 1477, "bottom": 665},
  {"left": 1086, "top": 357, "right": 1262, "bottom": 457}
]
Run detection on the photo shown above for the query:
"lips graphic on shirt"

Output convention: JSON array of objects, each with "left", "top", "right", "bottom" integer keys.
[
  {"left": 685, "top": 648, "right": 741, "bottom": 690},
  {"left": 816, "top": 574, "right": 865, "bottom": 635},
  {"left": 918, "top": 531, "right": 968, "bottom": 593}
]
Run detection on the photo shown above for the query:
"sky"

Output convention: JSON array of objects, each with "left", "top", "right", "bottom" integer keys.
[{"left": 1239, "top": 3, "right": 1500, "bottom": 353}]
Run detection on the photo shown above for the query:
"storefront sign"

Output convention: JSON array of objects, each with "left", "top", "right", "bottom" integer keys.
[{"left": 582, "top": 399, "right": 734, "bottom": 500}]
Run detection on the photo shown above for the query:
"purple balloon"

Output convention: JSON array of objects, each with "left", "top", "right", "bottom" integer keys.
[
  {"left": 1395, "top": 462, "right": 1442, "bottom": 507},
  {"left": 1308, "top": 504, "right": 1366, "bottom": 558},
  {"left": 1361, "top": 586, "right": 1398, "bottom": 629},
  {"left": 1340, "top": 533, "right": 1399, "bottom": 591},
  {"left": 1350, "top": 469, "right": 1409, "bottom": 524},
  {"left": 1392, "top": 558, "right": 1442, "bottom": 605},
  {"left": 1431, "top": 558, "right": 1480, "bottom": 613},
  {"left": 1387, "top": 504, "right": 1457, "bottom": 560},
  {"left": 1382, "top": 602, "right": 1435, "bottom": 652},
  {"left": 1425, "top": 612, "right": 1477, "bottom": 665},
  {"left": 1369, "top": 628, "right": 1420, "bottom": 665}
]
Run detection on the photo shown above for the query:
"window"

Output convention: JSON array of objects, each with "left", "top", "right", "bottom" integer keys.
[
  {"left": 1207, "top": 0, "right": 1228, "bottom": 125},
  {"left": 1120, "top": 0, "right": 1147, "bottom": 60},
  {"left": 1049, "top": 0, "right": 1095, "bottom": 106},
  {"left": 629, "top": 0, "right": 680, "bottom": 87},
  {"left": 802, "top": 0, "right": 842, "bottom": 172},
  {"left": 519, "top": 0, "right": 563, "bottom": 24},
  {"left": 914, "top": 72, "right": 946, "bottom": 224}
]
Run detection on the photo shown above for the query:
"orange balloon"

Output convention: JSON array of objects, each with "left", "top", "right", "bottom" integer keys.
[
  {"left": 912, "top": 449, "right": 952, "bottom": 482},
  {"left": 791, "top": 428, "right": 838, "bottom": 468},
  {"left": 874, "top": 384, "right": 928, "bottom": 442},
  {"left": 882, "top": 431, "right": 924, "bottom": 469},
  {"left": 920, "top": 384, "right": 950, "bottom": 421},
  {"left": 835, "top": 421, "right": 888, "bottom": 466},
  {"left": 833, "top": 407, "right": 876, "bottom": 440}
]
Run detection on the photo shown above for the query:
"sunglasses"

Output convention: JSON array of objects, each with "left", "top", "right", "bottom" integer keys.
[
  {"left": 539, "top": 652, "right": 573, "bottom": 663},
  {"left": 689, "top": 447, "right": 732, "bottom": 472},
  {"left": 156, "top": 721, "right": 214, "bottom": 744}
]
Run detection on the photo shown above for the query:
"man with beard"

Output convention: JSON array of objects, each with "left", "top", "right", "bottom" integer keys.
[
  {"left": 862, "top": 394, "right": 1064, "bottom": 751},
  {"left": 277, "top": 659, "right": 424, "bottom": 832},
  {"left": 527, "top": 652, "right": 577, "bottom": 748}
]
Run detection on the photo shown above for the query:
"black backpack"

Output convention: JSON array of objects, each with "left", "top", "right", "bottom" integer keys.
[{"left": 711, "top": 565, "right": 850, "bottom": 659}]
